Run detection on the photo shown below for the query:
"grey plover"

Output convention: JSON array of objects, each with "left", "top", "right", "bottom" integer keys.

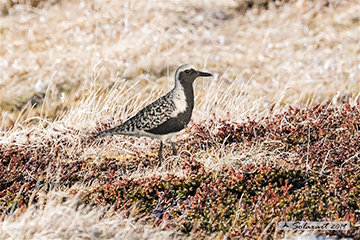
[{"left": 95, "top": 64, "right": 212, "bottom": 162}]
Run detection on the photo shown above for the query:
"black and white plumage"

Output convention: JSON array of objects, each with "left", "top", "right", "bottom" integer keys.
[{"left": 95, "top": 64, "right": 212, "bottom": 162}]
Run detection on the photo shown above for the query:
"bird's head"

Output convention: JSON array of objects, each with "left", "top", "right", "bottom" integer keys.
[{"left": 175, "top": 64, "right": 212, "bottom": 85}]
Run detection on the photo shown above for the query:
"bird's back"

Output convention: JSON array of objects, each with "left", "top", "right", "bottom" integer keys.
[{"left": 96, "top": 91, "right": 179, "bottom": 138}]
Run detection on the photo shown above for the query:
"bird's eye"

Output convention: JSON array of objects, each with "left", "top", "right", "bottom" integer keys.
[{"left": 185, "top": 70, "right": 190, "bottom": 74}]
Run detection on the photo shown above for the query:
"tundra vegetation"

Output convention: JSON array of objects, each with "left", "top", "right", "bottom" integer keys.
[{"left": 0, "top": 0, "right": 359, "bottom": 239}]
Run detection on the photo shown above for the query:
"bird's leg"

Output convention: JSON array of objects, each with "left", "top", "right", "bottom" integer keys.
[
  {"left": 158, "top": 141, "right": 164, "bottom": 163},
  {"left": 171, "top": 141, "right": 177, "bottom": 156}
]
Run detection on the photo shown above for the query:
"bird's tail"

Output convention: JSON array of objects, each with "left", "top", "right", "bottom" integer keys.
[
  {"left": 95, "top": 127, "right": 117, "bottom": 139},
  {"left": 94, "top": 123, "right": 132, "bottom": 140}
]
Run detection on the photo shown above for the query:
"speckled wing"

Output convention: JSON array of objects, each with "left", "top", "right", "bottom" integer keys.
[{"left": 113, "top": 93, "right": 176, "bottom": 133}]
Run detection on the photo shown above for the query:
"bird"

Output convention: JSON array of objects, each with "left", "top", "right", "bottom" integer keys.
[{"left": 95, "top": 64, "right": 213, "bottom": 162}]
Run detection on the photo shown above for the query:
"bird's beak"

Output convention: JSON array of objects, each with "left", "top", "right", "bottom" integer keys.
[{"left": 198, "top": 71, "right": 213, "bottom": 77}]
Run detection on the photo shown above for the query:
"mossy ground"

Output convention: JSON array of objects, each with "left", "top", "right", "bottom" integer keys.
[{"left": 1, "top": 102, "right": 359, "bottom": 239}]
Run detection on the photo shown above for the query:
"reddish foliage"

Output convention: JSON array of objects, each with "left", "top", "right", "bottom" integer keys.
[{"left": 0, "top": 101, "right": 359, "bottom": 239}]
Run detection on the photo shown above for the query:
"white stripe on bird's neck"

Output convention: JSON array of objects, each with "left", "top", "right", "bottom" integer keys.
[{"left": 170, "top": 76, "right": 187, "bottom": 117}]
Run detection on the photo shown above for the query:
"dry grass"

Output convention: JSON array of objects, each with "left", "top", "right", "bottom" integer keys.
[
  {"left": 1, "top": 191, "right": 184, "bottom": 239},
  {"left": 1, "top": 0, "right": 359, "bottom": 129},
  {"left": 0, "top": 0, "right": 359, "bottom": 239}
]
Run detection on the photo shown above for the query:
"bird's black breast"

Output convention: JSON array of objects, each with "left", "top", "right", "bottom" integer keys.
[{"left": 145, "top": 81, "right": 195, "bottom": 135}]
